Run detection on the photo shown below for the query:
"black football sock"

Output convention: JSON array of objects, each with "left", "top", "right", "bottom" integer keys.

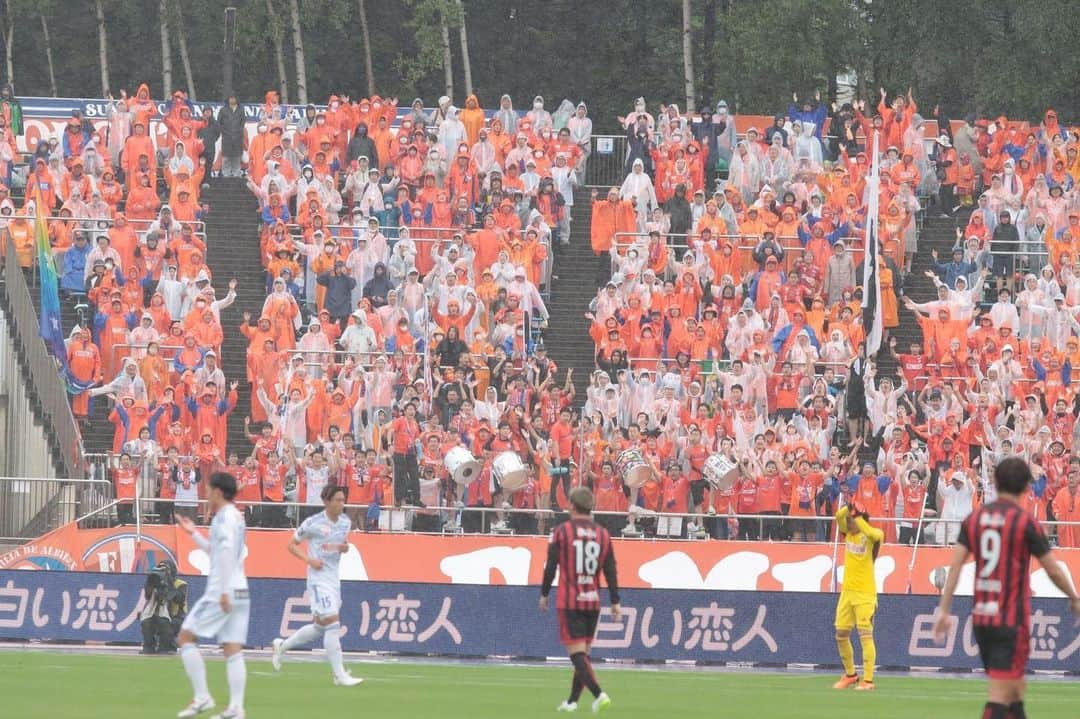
[
  {"left": 568, "top": 673, "right": 584, "bottom": 703},
  {"left": 570, "top": 652, "right": 602, "bottom": 698},
  {"left": 1007, "top": 702, "right": 1026, "bottom": 719},
  {"left": 982, "top": 703, "right": 1008, "bottom": 719}
]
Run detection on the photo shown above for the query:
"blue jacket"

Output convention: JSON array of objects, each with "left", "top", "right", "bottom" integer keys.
[
  {"left": 787, "top": 102, "right": 828, "bottom": 140},
  {"left": 931, "top": 259, "right": 976, "bottom": 289},
  {"left": 61, "top": 243, "right": 90, "bottom": 293},
  {"left": 771, "top": 324, "right": 820, "bottom": 354},
  {"left": 261, "top": 203, "right": 291, "bottom": 226}
]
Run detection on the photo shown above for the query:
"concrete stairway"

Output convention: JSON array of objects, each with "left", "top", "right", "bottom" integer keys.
[
  {"left": 73, "top": 178, "right": 263, "bottom": 458},
  {"left": 543, "top": 189, "right": 603, "bottom": 404},
  {"left": 884, "top": 214, "right": 962, "bottom": 370},
  {"left": 201, "top": 178, "right": 265, "bottom": 454}
]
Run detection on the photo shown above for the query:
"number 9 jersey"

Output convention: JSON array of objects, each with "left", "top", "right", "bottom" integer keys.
[{"left": 959, "top": 499, "right": 1050, "bottom": 629}]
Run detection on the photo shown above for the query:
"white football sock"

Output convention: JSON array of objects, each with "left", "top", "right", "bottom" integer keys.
[
  {"left": 281, "top": 622, "right": 323, "bottom": 651},
  {"left": 226, "top": 652, "right": 246, "bottom": 710},
  {"left": 180, "top": 643, "right": 210, "bottom": 700},
  {"left": 323, "top": 622, "right": 347, "bottom": 678}
]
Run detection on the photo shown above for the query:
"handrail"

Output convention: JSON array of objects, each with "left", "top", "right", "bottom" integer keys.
[
  {"left": 0, "top": 475, "right": 114, "bottom": 540},
  {"left": 613, "top": 231, "right": 863, "bottom": 254},
  {"left": 912, "top": 373, "right": 1080, "bottom": 387},
  {"left": 1, "top": 239, "right": 85, "bottom": 478},
  {"left": 608, "top": 357, "right": 852, "bottom": 371},
  {"left": 36, "top": 213, "right": 204, "bottom": 228},
  {"left": 279, "top": 222, "right": 472, "bottom": 238},
  {"left": 116, "top": 494, "right": 1079, "bottom": 544},
  {"left": 0, "top": 475, "right": 113, "bottom": 483},
  {"left": 284, "top": 348, "right": 424, "bottom": 358},
  {"left": 36, "top": 215, "right": 208, "bottom": 247}
]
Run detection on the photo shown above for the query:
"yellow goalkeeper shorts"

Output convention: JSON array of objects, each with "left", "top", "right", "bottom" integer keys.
[{"left": 834, "top": 593, "right": 876, "bottom": 631}]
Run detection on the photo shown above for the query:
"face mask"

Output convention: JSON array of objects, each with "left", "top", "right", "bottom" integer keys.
[
  {"left": 258, "top": 127, "right": 267, "bottom": 134},
  {"left": 533, "top": 101, "right": 543, "bottom": 110}
]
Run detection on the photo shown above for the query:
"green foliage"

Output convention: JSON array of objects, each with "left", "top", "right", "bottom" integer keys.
[
  {"left": 0, "top": 0, "right": 1075, "bottom": 125},
  {"left": 396, "top": 0, "right": 451, "bottom": 90}
]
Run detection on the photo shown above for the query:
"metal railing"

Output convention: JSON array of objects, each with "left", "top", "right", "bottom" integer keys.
[
  {"left": 273, "top": 221, "right": 556, "bottom": 291},
  {"left": 38, "top": 213, "right": 205, "bottom": 234},
  {"left": 0, "top": 476, "right": 115, "bottom": 541},
  {"left": 587, "top": 134, "right": 630, "bottom": 188},
  {"left": 1, "top": 239, "right": 85, "bottom": 479},
  {"left": 610, "top": 231, "right": 863, "bottom": 278},
  {"left": 609, "top": 357, "right": 852, "bottom": 377},
  {"left": 110, "top": 343, "right": 183, "bottom": 364},
  {"left": 284, "top": 347, "right": 423, "bottom": 366},
  {"left": 613, "top": 231, "right": 863, "bottom": 253},
  {"left": 112, "top": 493, "right": 1080, "bottom": 547}
]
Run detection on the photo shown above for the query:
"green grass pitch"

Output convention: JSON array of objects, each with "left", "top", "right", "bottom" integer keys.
[{"left": 1, "top": 650, "right": 1077, "bottom": 718}]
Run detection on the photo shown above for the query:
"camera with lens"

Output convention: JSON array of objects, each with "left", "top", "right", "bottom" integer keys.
[{"left": 140, "top": 560, "right": 187, "bottom": 654}]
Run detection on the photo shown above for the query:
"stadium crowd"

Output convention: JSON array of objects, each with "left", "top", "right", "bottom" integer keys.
[{"left": 5, "top": 84, "right": 1080, "bottom": 547}]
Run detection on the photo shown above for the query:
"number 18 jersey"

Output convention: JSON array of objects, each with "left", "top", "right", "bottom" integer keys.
[
  {"left": 547, "top": 518, "right": 617, "bottom": 611},
  {"left": 958, "top": 500, "right": 1050, "bottom": 628}
]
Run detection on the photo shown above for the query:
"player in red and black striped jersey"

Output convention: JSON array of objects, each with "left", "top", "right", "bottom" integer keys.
[
  {"left": 935, "top": 457, "right": 1080, "bottom": 719},
  {"left": 540, "top": 486, "right": 619, "bottom": 714}
]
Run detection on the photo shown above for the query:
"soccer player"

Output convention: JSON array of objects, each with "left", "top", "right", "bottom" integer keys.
[
  {"left": 934, "top": 458, "right": 1080, "bottom": 719},
  {"left": 175, "top": 472, "right": 249, "bottom": 719},
  {"left": 540, "top": 486, "right": 619, "bottom": 714},
  {"left": 270, "top": 484, "right": 363, "bottom": 686},
  {"left": 832, "top": 501, "right": 883, "bottom": 691}
]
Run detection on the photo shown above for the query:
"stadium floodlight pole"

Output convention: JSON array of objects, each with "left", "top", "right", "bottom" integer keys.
[{"left": 222, "top": 5, "right": 237, "bottom": 100}]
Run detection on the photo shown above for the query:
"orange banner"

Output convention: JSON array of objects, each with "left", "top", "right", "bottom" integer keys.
[{"left": 5, "top": 523, "right": 1077, "bottom": 596}]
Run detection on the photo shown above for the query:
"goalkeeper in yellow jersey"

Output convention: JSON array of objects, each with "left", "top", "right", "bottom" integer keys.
[{"left": 832, "top": 501, "right": 883, "bottom": 691}]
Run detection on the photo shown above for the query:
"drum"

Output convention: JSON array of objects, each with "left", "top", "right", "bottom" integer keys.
[
  {"left": 492, "top": 451, "right": 528, "bottom": 493},
  {"left": 615, "top": 448, "right": 652, "bottom": 489},
  {"left": 445, "top": 446, "right": 481, "bottom": 486},
  {"left": 703, "top": 453, "right": 740, "bottom": 491}
]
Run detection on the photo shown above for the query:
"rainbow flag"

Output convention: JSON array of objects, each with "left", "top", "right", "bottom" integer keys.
[{"left": 35, "top": 212, "right": 69, "bottom": 372}]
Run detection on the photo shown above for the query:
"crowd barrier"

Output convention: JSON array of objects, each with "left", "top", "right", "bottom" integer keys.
[
  {"left": 0, "top": 477, "right": 114, "bottom": 543},
  {"left": 5, "top": 522, "right": 1079, "bottom": 597},
  {"left": 0, "top": 569, "right": 1076, "bottom": 670}
]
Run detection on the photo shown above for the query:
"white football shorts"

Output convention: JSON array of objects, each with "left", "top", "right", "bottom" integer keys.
[
  {"left": 309, "top": 582, "right": 342, "bottom": 618},
  {"left": 181, "top": 590, "right": 251, "bottom": 645}
]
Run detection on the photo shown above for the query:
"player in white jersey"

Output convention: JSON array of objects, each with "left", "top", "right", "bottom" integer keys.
[
  {"left": 270, "top": 484, "right": 362, "bottom": 686},
  {"left": 176, "top": 473, "right": 250, "bottom": 719}
]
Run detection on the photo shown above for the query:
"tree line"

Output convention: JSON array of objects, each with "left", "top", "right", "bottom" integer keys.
[{"left": 0, "top": 0, "right": 1076, "bottom": 131}]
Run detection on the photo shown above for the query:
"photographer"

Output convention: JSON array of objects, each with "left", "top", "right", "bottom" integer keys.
[{"left": 140, "top": 559, "right": 187, "bottom": 654}]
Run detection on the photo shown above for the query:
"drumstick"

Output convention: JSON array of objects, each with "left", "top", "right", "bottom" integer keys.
[{"left": 905, "top": 486, "right": 930, "bottom": 594}]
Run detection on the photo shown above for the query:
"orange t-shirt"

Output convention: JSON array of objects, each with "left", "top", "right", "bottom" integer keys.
[
  {"left": 788, "top": 471, "right": 823, "bottom": 517},
  {"left": 550, "top": 420, "right": 574, "bottom": 460},
  {"left": 392, "top": 416, "right": 419, "bottom": 455},
  {"left": 261, "top": 464, "right": 285, "bottom": 502},
  {"left": 756, "top": 472, "right": 783, "bottom": 513},
  {"left": 113, "top": 467, "right": 138, "bottom": 501},
  {"left": 234, "top": 467, "right": 262, "bottom": 504},
  {"left": 855, "top": 475, "right": 885, "bottom": 518}
]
